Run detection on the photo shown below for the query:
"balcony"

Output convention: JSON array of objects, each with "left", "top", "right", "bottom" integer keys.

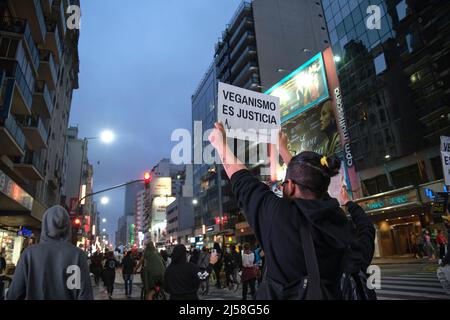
[
  {"left": 0, "top": 17, "right": 40, "bottom": 72},
  {"left": 230, "top": 46, "right": 257, "bottom": 77},
  {"left": 231, "top": 61, "right": 258, "bottom": 87},
  {"left": 17, "top": 116, "right": 48, "bottom": 150},
  {"left": 44, "top": 19, "right": 63, "bottom": 64},
  {"left": 11, "top": 0, "right": 47, "bottom": 44},
  {"left": 41, "top": 0, "right": 55, "bottom": 15},
  {"left": 230, "top": 31, "right": 255, "bottom": 63},
  {"left": 54, "top": 0, "right": 67, "bottom": 38},
  {"left": 38, "top": 50, "right": 57, "bottom": 90},
  {"left": 32, "top": 80, "right": 54, "bottom": 118},
  {"left": 13, "top": 149, "right": 45, "bottom": 181},
  {"left": 0, "top": 96, "right": 26, "bottom": 157},
  {"left": 228, "top": 17, "right": 254, "bottom": 49},
  {"left": 0, "top": 60, "right": 34, "bottom": 115}
]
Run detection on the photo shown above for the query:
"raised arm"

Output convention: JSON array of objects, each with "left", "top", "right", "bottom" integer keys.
[{"left": 208, "top": 122, "right": 247, "bottom": 179}]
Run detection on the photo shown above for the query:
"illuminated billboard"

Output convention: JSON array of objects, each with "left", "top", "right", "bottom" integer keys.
[
  {"left": 266, "top": 52, "right": 329, "bottom": 124},
  {"left": 150, "top": 177, "right": 172, "bottom": 196}
]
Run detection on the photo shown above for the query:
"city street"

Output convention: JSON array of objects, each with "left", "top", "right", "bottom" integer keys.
[{"left": 93, "top": 262, "right": 450, "bottom": 300}]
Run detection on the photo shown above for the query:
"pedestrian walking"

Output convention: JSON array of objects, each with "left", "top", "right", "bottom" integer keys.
[
  {"left": 224, "top": 247, "right": 236, "bottom": 290},
  {"left": 197, "top": 247, "right": 211, "bottom": 295},
  {"left": 122, "top": 251, "right": 136, "bottom": 298},
  {"left": 189, "top": 248, "right": 200, "bottom": 265},
  {"left": 90, "top": 251, "right": 103, "bottom": 287},
  {"left": 437, "top": 230, "right": 448, "bottom": 263},
  {"left": 6, "top": 206, "right": 93, "bottom": 300},
  {"left": 141, "top": 242, "right": 165, "bottom": 300},
  {"left": 212, "top": 242, "right": 223, "bottom": 289},
  {"left": 208, "top": 124, "right": 351, "bottom": 299},
  {"left": 416, "top": 232, "right": 425, "bottom": 259},
  {"left": 424, "top": 230, "right": 436, "bottom": 260},
  {"left": 103, "top": 251, "right": 118, "bottom": 299},
  {"left": 241, "top": 244, "right": 257, "bottom": 300},
  {"left": 164, "top": 244, "right": 218, "bottom": 300}
]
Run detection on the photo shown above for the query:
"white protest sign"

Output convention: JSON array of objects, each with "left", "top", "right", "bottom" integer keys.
[
  {"left": 217, "top": 82, "right": 280, "bottom": 142},
  {"left": 441, "top": 136, "right": 450, "bottom": 185}
]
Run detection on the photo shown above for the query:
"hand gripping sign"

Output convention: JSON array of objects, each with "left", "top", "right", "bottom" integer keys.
[{"left": 218, "top": 82, "right": 280, "bottom": 143}]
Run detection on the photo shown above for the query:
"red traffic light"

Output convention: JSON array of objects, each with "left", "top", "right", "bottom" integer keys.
[
  {"left": 73, "top": 217, "right": 81, "bottom": 228},
  {"left": 144, "top": 172, "right": 152, "bottom": 189}
]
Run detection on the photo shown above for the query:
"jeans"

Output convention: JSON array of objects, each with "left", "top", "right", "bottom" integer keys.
[
  {"left": 242, "top": 278, "right": 256, "bottom": 300},
  {"left": 123, "top": 274, "right": 133, "bottom": 296}
]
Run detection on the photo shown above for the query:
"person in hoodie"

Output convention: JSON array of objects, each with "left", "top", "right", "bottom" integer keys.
[
  {"left": 208, "top": 123, "right": 350, "bottom": 300},
  {"left": 164, "top": 244, "right": 218, "bottom": 300},
  {"left": 6, "top": 206, "right": 93, "bottom": 300}
]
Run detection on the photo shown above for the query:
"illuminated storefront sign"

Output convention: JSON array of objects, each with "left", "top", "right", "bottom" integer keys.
[{"left": 357, "top": 188, "right": 419, "bottom": 213}]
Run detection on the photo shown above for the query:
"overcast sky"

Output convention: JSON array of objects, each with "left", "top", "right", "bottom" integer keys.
[{"left": 69, "top": 0, "right": 242, "bottom": 245}]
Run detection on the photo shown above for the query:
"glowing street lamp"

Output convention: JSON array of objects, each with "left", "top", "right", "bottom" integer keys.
[
  {"left": 101, "top": 197, "right": 109, "bottom": 205},
  {"left": 100, "top": 130, "right": 114, "bottom": 144}
]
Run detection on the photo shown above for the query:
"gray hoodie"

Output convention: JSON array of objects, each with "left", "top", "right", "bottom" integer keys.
[{"left": 6, "top": 206, "right": 93, "bottom": 300}]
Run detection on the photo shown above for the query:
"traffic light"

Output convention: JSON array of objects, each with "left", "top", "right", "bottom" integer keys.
[
  {"left": 73, "top": 217, "right": 82, "bottom": 228},
  {"left": 144, "top": 172, "right": 152, "bottom": 190}
]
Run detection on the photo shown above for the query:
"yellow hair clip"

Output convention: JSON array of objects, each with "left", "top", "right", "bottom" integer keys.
[{"left": 320, "top": 156, "right": 329, "bottom": 168}]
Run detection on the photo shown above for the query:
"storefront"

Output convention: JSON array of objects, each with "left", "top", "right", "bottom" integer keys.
[
  {"left": 355, "top": 181, "right": 449, "bottom": 257},
  {"left": 0, "top": 169, "right": 44, "bottom": 267}
]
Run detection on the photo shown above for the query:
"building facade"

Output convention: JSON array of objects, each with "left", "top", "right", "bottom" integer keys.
[
  {"left": 0, "top": 0, "right": 80, "bottom": 265},
  {"left": 321, "top": 0, "right": 450, "bottom": 256}
]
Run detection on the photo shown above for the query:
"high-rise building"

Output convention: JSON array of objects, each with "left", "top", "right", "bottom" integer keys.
[
  {"left": 0, "top": 0, "right": 80, "bottom": 262},
  {"left": 124, "top": 180, "right": 143, "bottom": 216},
  {"left": 64, "top": 126, "right": 95, "bottom": 248},
  {"left": 142, "top": 159, "right": 185, "bottom": 246},
  {"left": 191, "top": 0, "right": 331, "bottom": 247},
  {"left": 319, "top": 0, "right": 450, "bottom": 257}
]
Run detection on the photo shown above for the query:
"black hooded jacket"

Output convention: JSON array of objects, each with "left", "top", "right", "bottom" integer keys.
[
  {"left": 164, "top": 245, "right": 213, "bottom": 300},
  {"left": 231, "top": 170, "right": 351, "bottom": 299},
  {"left": 6, "top": 206, "right": 93, "bottom": 300}
]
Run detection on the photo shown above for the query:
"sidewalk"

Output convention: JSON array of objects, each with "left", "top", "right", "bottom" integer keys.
[{"left": 372, "top": 255, "right": 439, "bottom": 265}]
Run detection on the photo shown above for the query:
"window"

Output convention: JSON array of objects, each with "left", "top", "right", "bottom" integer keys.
[
  {"left": 363, "top": 174, "right": 391, "bottom": 195},
  {"left": 396, "top": 0, "right": 409, "bottom": 21},
  {"left": 430, "top": 156, "right": 444, "bottom": 180},
  {"left": 374, "top": 53, "right": 387, "bottom": 75},
  {"left": 391, "top": 164, "right": 424, "bottom": 188}
]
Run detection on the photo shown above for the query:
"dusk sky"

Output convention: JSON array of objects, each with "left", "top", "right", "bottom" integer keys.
[{"left": 69, "top": 0, "right": 242, "bottom": 244}]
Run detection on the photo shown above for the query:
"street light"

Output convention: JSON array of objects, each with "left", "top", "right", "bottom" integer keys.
[
  {"left": 100, "top": 130, "right": 114, "bottom": 144},
  {"left": 192, "top": 199, "right": 198, "bottom": 205},
  {"left": 102, "top": 218, "right": 107, "bottom": 223},
  {"left": 100, "top": 196, "right": 109, "bottom": 205},
  {"left": 102, "top": 228, "right": 106, "bottom": 233}
]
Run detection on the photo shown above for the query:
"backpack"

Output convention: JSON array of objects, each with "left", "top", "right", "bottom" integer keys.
[{"left": 258, "top": 207, "right": 328, "bottom": 300}]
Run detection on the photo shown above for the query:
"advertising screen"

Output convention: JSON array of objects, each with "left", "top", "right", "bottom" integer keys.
[{"left": 266, "top": 52, "right": 329, "bottom": 124}]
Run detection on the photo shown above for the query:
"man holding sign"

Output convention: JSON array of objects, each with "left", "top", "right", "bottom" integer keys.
[{"left": 208, "top": 122, "right": 357, "bottom": 299}]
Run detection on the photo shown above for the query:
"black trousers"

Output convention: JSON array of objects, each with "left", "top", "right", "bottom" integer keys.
[
  {"left": 104, "top": 271, "right": 115, "bottom": 295},
  {"left": 242, "top": 278, "right": 256, "bottom": 300}
]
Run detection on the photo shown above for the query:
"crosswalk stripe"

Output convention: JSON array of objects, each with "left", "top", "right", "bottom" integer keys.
[
  {"left": 381, "top": 280, "right": 443, "bottom": 288},
  {"left": 380, "top": 284, "right": 446, "bottom": 293},
  {"left": 382, "top": 276, "right": 440, "bottom": 282},
  {"left": 386, "top": 276, "right": 438, "bottom": 281},
  {"left": 376, "top": 289, "right": 450, "bottom": 300},
  {"left": 377, "top": 296, "right": 406, "bottom": 300}
]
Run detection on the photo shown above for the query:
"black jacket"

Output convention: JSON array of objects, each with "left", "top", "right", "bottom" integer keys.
[
  {"left": 164, "top": 245, "right": 213, "bottom": 300},
  {"left": 122, "top": 255, "right": 136, "bottom": 275},
  {"left": 345, "top": 201, "right": 376, "bottom": 273},
  {"left": 231, "top": 170, "right": 351, "bottom": 299}
]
